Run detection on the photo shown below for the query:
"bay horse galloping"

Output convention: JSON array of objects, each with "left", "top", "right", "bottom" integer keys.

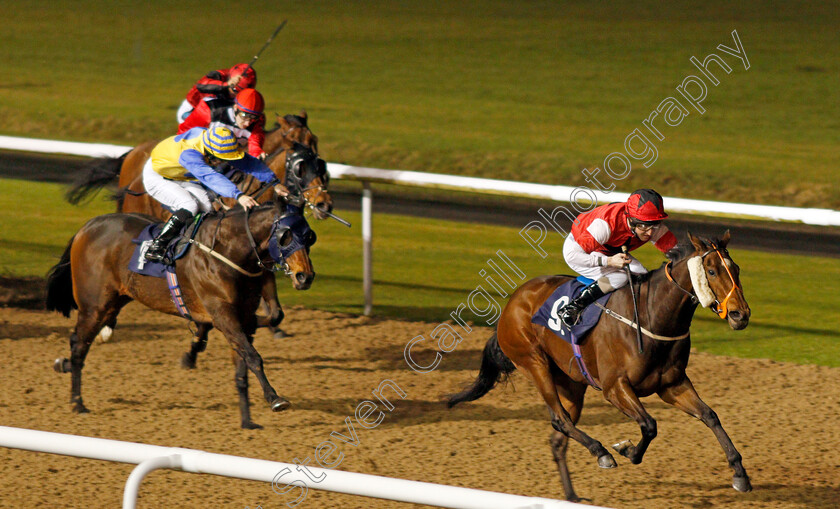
[
  {"left": 448, "top": 232, "right": 752, "bottom": 501},
  {"left": 65, "top": 112, "right": 330, "bottom": 341},
  {"left": 46, "top": 202, "right": 316, "bottom": 429}
]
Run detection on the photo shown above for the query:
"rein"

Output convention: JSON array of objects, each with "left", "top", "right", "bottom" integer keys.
[
  {"left": 187, "top": 209, "right": 287, "bottom": 277},
  {"left": 598, "top": 246, "right": 739, "bottom": 342},
  {"left": 244, "top": 208, "right": 288, "bottom": 274},
  {"left": 594, "top": 303, "right": 690, "bottom": 341}
]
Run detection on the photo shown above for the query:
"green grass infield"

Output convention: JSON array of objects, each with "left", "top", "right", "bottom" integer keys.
[{"left": 2, "top": 177, "right": 838, "bottom": 367}]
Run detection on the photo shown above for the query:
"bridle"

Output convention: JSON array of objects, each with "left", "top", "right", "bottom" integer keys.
[{"left": 665, "top": 245, "right": 741, "bottom": 320}]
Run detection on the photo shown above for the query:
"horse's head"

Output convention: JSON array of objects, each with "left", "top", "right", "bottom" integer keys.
[
  {"left": 265, "top": 141, "right": 334, "bottom": 220},
  {"left": 686, "top": 231, "right": 750, "bottom": 330},
  {"left": 268, "top": 208, "right": 317, "bottom": 290},
  {"left": 275, "top": 111, "right": 318, "bottom": 153}
]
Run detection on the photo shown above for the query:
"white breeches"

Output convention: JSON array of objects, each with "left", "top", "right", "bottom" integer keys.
[
  {"left": 176, "top": 99, "right": 194, "bottom": 123},
  {"left": 142, "top": 160, "right": 213, "bottom": 215},
  {"left": 563, "top": 234, "right": 648, "bottom": 290}
]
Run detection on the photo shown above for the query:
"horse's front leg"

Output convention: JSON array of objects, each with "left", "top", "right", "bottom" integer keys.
[
  {"left": 604, "top": 378, "right": 657, "bottom": 464},
  {"left": 658, "top": 376, "right": 752, "bottom": 492},
  {"left": 258, "top": 273, "right": 287, "bottom": 338},
  {"left": 232, "top": 349, "right": 262, "bottom": 430},
  {"left": 213, "top": 307, "right": 291, "bottom": 416}
]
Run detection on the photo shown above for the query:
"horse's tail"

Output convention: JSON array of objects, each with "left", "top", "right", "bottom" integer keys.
[
  {"left": 45, "top": 235, "right": 77, "bottom": 317},
  {"left": 65, "top": 151, "right": 129, "bottom": 205},
  {"left": 446, "top": 331, "right": 517, "bottom": 407}
]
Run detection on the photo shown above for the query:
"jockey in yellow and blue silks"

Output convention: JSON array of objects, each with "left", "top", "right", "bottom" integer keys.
[{"left": 142, "top": 125, "right": 277, "bottom": 263}]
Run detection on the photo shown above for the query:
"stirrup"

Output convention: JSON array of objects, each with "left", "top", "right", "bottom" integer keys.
[
  {"left": 559, "top": 306, "right": 582, "bottom": 328},
  {"left": 145, "top": 242, "right": 169, "bottom": 263}
]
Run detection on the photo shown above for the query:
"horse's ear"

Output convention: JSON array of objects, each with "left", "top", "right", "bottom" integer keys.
[
  {"left": 298, "top": 109, "right": 308, "bottom": 126},
  {"left": 687, "top": 231, "right": 706, "bottom": 252},
  {"left": 719, "top": 229, "right": 731, "bottom": 248},
  {"left": 276, "top": 114, "right": 289, "bottom": 128}
]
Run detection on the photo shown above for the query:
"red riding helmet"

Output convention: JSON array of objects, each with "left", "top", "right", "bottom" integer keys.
[
  {"left": 234, "top": 88, "right": 265, "bottom": 116},
  {"left": 625, "top": 189, "right": 668, "bottom": 222},
  {"left": 229, "top": 63, "right": 257, "bottom": 93}
]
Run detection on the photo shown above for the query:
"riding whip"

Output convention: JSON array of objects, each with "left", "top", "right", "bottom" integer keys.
[
  {"left": 244, "top": 20, "right": 288, "bottom": 75},
  {"left": 622, "top": 244, "right": 644, "bottom": 354}
]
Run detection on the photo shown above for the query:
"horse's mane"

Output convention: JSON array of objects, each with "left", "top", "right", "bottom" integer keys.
[
  {"left": 633, "top": 235, "right": 723, "bottom": 284},
  {"left": 269, "top": 114, "right": 307, "bottom": 133}
]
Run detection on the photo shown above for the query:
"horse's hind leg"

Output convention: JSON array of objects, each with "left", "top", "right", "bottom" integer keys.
[
  {"left": 548, "top": 367, "right": 588, "bottom": 502},
  {"left": 57, "top": 309, "right": 113, "bottom": 412},
  {"left": 604, "top": 377, "right": 658, "bottom": 465},
  {"left": 658, "top": 376, "right": 752, "bottom": 492},
  {"left": 521, "top": 356, "right": 616, "bottom": 469},
  {"left": 181, "top": 322, "right": 212, "bottom": 369}
]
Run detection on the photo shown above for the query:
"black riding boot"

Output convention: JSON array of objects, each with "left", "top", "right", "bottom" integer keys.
[
  {"left": 559, "top": 281, "right": 607, "bottom": 328},
  {"left": 145, "top": 209, "right": 193, "bottom": 263}
]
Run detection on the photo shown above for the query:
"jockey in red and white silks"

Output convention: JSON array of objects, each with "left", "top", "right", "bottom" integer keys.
[
  {"left": 558, "top": 189, "right": 678, "bottom": 327},
  {"left": 177, "top": 89, "right": 268, "bottom": 159},
  {"left": 176, "top": 63, "right": 257, "bottom": 123}
]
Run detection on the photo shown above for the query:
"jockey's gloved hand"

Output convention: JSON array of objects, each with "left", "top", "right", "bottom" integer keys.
[
  {"left": 237, "top": 194, "right": 259, "bottom": 210},
  {"left": 607, "top": 253, "right": 631, "bottom": 268}
]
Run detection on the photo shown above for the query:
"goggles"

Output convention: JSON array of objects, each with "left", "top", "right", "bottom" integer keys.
[
  {"left": 630, "top": 221, "right": 661, "bottom": 232},
  {"left": 236, "top": 110, "right": 260, "bottom": 121}
]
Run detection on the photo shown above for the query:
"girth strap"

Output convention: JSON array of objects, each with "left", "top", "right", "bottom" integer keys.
[
  {"left": 571, "top": 335, "right": 602, "bottom": 391},
  {"left": 594, "top": 303, "right": 690, "bottom": 341},
  {"left": 165, "top": 268, "right": 193, "bottom": 321}
]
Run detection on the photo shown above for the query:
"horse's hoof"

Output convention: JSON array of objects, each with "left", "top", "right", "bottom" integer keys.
[
  {"left": 180, "top": 352, "right": 197, "bottom": 370},
  {"left": 72, "top": 403, "right": 89, "bottom": 414},
  {"left": 53, "top": 358, "right": 70, "bottom": 373},
  {"left": 96, "top": 326, "right": 114, "bottom": 343},
  {"left": 597, "top": 454, "right": 617, "bottom": 469},
  {"left": 733, "top": 475, "right": 752, "bottom": 492},
  {"left": 271, "top": 398, "right": 291, "bottom": 412},
  {"left": 241, "top": 421, "right": 264, "bottom": 430},
  {"left": 273, "top": 329, "right": 288, "bottom": 339},
  {"left": 612, "top": 439, "right": 634, "bottom": 457}
]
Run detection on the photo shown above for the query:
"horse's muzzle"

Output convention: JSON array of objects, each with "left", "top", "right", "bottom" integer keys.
[
  {"left": 727, "top": 309, "right": 750, "bottom": 330},
  {"left": 293, "top": 271, "right": 315, "bottom": 290},
  {"left": 312, "top": 201, "right": 333, "bottom": 220}
]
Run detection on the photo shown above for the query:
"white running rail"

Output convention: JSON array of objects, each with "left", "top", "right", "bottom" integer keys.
[
  {"left": 1, "top": 134, "right": 838, "bottom": 226},
  {"left": 0, "top": 426, "right": 594, "bottom": 509}
]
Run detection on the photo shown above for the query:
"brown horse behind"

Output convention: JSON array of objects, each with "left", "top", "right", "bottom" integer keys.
[
  {"left": 448, "top": 232, "right": 752, "bottom": 501},
  {"left": 46, "top": 202, "right": 316, "bottom": 429}
]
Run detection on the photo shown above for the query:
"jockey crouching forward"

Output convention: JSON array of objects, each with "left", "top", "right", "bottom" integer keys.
[
  {"left": 176, "top": 63, "right": 257, "bottom": 123},
  {"left": 178, "top": 88, "right": 268, "bottom": 160},
  {"left": 142, "top": 125, "right": 277, "bottom": 263},
  {"left": 558, "top": 189, "right": 678, "bottom": 328}
]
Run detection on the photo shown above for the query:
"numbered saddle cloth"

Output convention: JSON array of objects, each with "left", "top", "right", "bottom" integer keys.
[{"left": 530, "top": 276, "right": 613, "bottom": 345}]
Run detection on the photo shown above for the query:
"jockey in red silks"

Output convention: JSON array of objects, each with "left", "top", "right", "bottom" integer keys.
[
  {"left": 178, "top": 88, "right": 268, "bottom": 159},
  {"left": 558, "top": 188, "right": 678, "bottom": 328},
  {"left": 176, "top": 63, "right": 257, "bottom": 123}
]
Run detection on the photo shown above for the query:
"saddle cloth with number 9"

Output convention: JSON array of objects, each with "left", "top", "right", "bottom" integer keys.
[{"left": 530, "top": 276, "right": 613, "bottom": 345}]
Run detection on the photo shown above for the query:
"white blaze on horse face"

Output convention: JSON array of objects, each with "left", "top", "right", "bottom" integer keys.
[{"left": 687, "top": 256, "right": 715, "bottom": 308}]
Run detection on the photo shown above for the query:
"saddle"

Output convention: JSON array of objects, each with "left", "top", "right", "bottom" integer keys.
[
  {"left": 531, "top": 276, "right": 612, "bottom": 345},
  {"left": 128, "top": 214, "right": 204, "bottom": 277}
]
